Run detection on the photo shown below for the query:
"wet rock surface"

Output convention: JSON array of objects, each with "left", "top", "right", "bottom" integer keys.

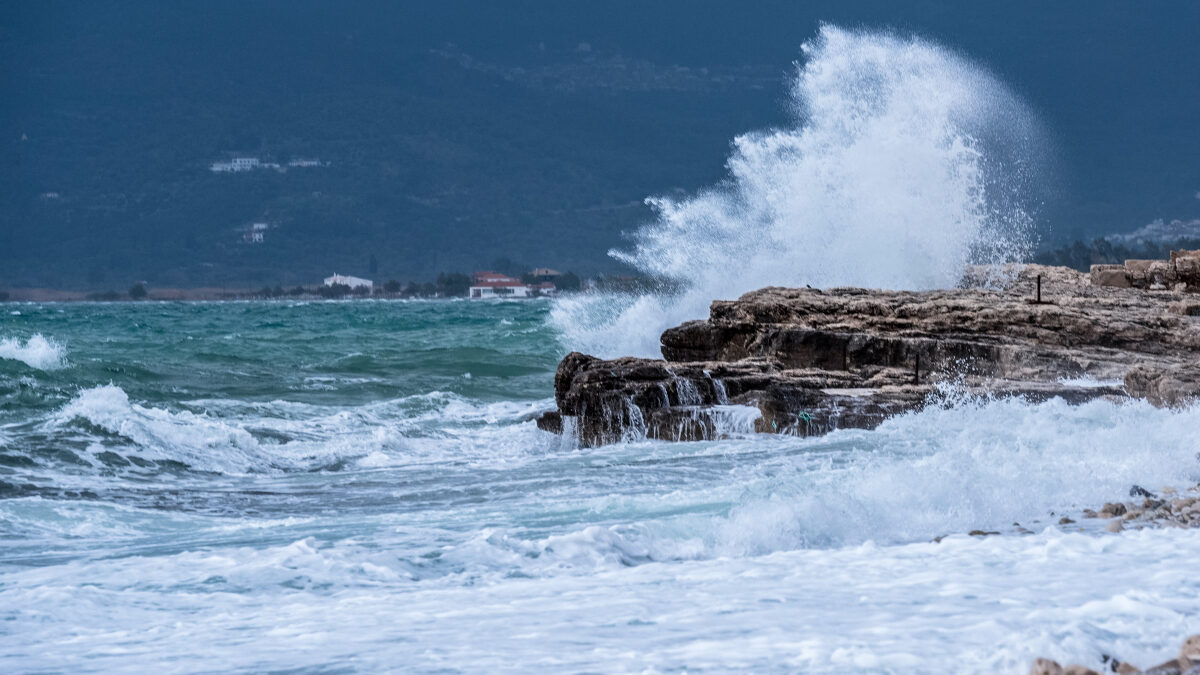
[
  {"left": 540, "top": 263, "right": 1200, "bottom": 446},
  {"left": 1085, "top": 484, "right": 1200, "bottom": 531},
  {"left": 1032, "top": 633, "right": 1200, "bottom": 675}
]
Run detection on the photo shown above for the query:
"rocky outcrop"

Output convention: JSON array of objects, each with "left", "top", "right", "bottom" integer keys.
[
  {"left": 1090, "top": 248, "right": 1200, "bottom": 291},
  {"left": 1031, "top": 633, "right": 1200, "bottom": 675},
  {"left": 540, "top": 263, "right": 1200, "bottom": 446},
  {"left": 1083, "top": 484, "right": 1200, "bottom": 530}
]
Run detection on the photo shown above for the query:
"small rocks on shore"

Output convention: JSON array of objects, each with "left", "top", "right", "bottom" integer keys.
[
  {"left": 1085, "top": 484, "right": 1200, "bottom": 531},
  {"left": 1032, "top": 633, "right": 1200, "bottom": 674}
]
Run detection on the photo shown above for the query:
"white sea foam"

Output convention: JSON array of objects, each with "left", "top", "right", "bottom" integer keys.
[
  {"left": 449, "top": 397, "right": 1200, "bottom": 571},
  {"left": 42, "top": 386, "right": 560, "bottom": 476},
  {"left": 1, "top": 523, "right": 1197, "bottom": 673},
  {"left": 52, "top": 385, "right": 388, "bottom": 474},
  {"left": 0, "top": 334, "right": 67, "bottom": 370},
  {"left": 6, "top": 382, "right": 1200, "bottom": 673},
  {"left": 553, "top": 25, "right": 1042, "bottom": 357},
  {"left": 704, "top": 396, "right": 1200, "bottom": 553}
]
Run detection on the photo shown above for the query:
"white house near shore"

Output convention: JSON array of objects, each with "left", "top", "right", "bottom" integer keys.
[
  {"left": 211, "top": 156, "right": 324, "bottom": 172},
  {"left": 468, "top": 271, "right": 554, "bottom": 299},
  {"left": 324, "top": 274, "right": 373, "bottom": 290},
  {"left": 469, "top": 271, "right": 530, "bottom": 298},
  {"left": 211, "top": 157, "right": 262, "bottom": 172}
]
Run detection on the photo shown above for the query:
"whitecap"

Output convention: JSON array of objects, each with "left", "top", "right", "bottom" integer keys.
[{"left": 0, "top": 334, "right": 68, "bottom": 370}]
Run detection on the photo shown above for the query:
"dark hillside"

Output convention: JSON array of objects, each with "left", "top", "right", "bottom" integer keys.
[{"left": 2, "top": 1, "right": 1198, "bottom": 288}]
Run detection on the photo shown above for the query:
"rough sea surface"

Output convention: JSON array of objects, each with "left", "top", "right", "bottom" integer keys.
[{"left": 1, "top": 298, "right": 1198, "bottom": 673}]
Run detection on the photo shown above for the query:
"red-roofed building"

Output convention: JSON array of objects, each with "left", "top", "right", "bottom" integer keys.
[
  {"left": 468, "top": 271, "right": 556, "bottom": 298},
  {"left": 470, "top": 271, "right": 531, "bottom": 298}
]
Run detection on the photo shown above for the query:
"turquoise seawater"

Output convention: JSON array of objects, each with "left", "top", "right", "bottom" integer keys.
[{"left": 2, "top": 299, "right": 1199, "bottom": 673}]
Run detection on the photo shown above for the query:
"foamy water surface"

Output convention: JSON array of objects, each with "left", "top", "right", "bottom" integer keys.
[
  {"left": 1, "top": 299, "right": 1198, "bottom": 673},
  {"left": 3, "top": 24, "right": 1198, "bottom": 674}
]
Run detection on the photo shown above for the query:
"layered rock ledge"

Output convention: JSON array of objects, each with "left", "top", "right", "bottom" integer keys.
[{"left": 539, "top": 260, "right": 1200, "bottom": 446}]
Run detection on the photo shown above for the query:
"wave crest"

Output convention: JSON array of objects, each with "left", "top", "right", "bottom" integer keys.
[
  {"left": 0, "top": 334, "right": 67, "bottom": 371},
  {"left": 554, "top": 25, "right": 1043, "bottom": 357}
]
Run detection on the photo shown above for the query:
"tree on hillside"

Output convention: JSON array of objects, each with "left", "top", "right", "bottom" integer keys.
[
  {"left": 556, "top": 271, "right": 581, "bottom": 291},
  {"left": 317, "top": 283, "right": 351, "bottom": 298},
  {"left": 436, "top": 272, "right": 471, "bottom": 297},
  {"left": 490, "top": 257, "right": 528, "bottom": 278}
]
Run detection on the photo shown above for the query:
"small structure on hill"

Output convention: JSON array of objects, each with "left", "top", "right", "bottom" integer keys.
[
  {"left": 211, "top": 157, "right": 262, "bottom": 172},
  {"left": 529, "top": 268, "right": 561, "bottom": 282},
  {"left": 241, "top": 222, "right": 270, "bottom": 243},
  {"left": 209, "top": 156, "right": 285, "bottom": 172}
]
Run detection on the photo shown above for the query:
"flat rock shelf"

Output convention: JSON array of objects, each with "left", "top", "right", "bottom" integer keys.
[{"left": 539, "top": 261, "right": 1200, "bottom": 446}]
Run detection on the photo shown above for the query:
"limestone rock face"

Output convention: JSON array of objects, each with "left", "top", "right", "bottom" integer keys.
[
  {"left": 1091, "top": 249, "right": 1200, "bottom": 291},
  {"left": 1181, "top": 634, "right": 1200, "bottom": 670},
  {"left": 540, "top": 264, "right": 1200, "bottom": 446},
  {"left": 1031, "top": 658, "right": 1065, "bottom": 675},
  {"left": 1091, "top": 264, "right": 1131, "bottom": 288}
]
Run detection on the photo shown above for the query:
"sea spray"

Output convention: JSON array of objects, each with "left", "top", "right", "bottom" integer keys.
[
  {"left": 0, "top": 334, "right": 67, "bottom": 370},
  {"left": 552, "top": 25, "right": 1044, "bottom": 358},
  {"left": 450, "top": 397, "right": 1200, "bottom": 569}
]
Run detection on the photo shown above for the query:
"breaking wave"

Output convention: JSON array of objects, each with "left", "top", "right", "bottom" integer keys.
[
  {"left": 52, "top": 385, "right": 345, "bottom": 474},
  {"left": 37, "top": 385, "right": 556, "bottom": 476},
  {"left": 553, "top": 25, "right": 1044, "bottom": 357},
  {"left": 447, "top": 397, "right": 1200, "bottom": 575},
  {"left": 0, "top": 334, "right": 67, "bottom": 371}
]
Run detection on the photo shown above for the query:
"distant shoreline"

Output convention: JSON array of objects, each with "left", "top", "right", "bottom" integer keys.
[
  {"left": 0, "top": 285, "right": 585, "bottom": 302},
  {"left": 1, "top": 287, "right": 262, "bottom": 303},
  {"left": 0, "top": 287, "right": 551, "bottom": 303}
]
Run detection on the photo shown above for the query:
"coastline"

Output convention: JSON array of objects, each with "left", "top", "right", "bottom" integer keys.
[
  {"left": 541, "top": 257, "right": 1200, "bottom": 446},
  {"left": 0, "top": 287, "right": 565, "bottom": 303}
]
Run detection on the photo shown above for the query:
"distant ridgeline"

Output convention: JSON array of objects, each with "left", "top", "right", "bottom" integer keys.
[
  {"left": 5, "top": 4, "right": 1199, "bottom": 290},
  {"left": 0, "top": 3, "right": 783, "bottom": 290}
]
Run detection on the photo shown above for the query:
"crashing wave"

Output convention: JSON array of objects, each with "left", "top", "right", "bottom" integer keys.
[
  {"left": 0, "top": 334, "right": 68, "bottom": 371},
  {"left": 552, "top": 25, "right": 1044, "bottom": 358}
]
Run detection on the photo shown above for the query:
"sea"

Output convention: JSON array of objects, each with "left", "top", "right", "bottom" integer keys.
[
  {"left": 2, "top": 298, "right": 1199, "bottom": 673},
  {"left": 3, "top": 24, "right": 1199, "bottom": 674}
]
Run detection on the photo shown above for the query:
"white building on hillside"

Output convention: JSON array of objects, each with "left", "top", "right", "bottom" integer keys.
[
  {"left": 210, "top": 157, "right": 283, "bottom": 172},
  {"left": 211, "top": 157, "right": 262, "bottom": 172},
  {"left": 468, "top": 271, "right": 544, "bottom": 298},
  {"left": 241, "top": 222, "right": 270, "bottom": 243},
  {"left": 324, "top": 274, "right": 373, "bottom": 290}
]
